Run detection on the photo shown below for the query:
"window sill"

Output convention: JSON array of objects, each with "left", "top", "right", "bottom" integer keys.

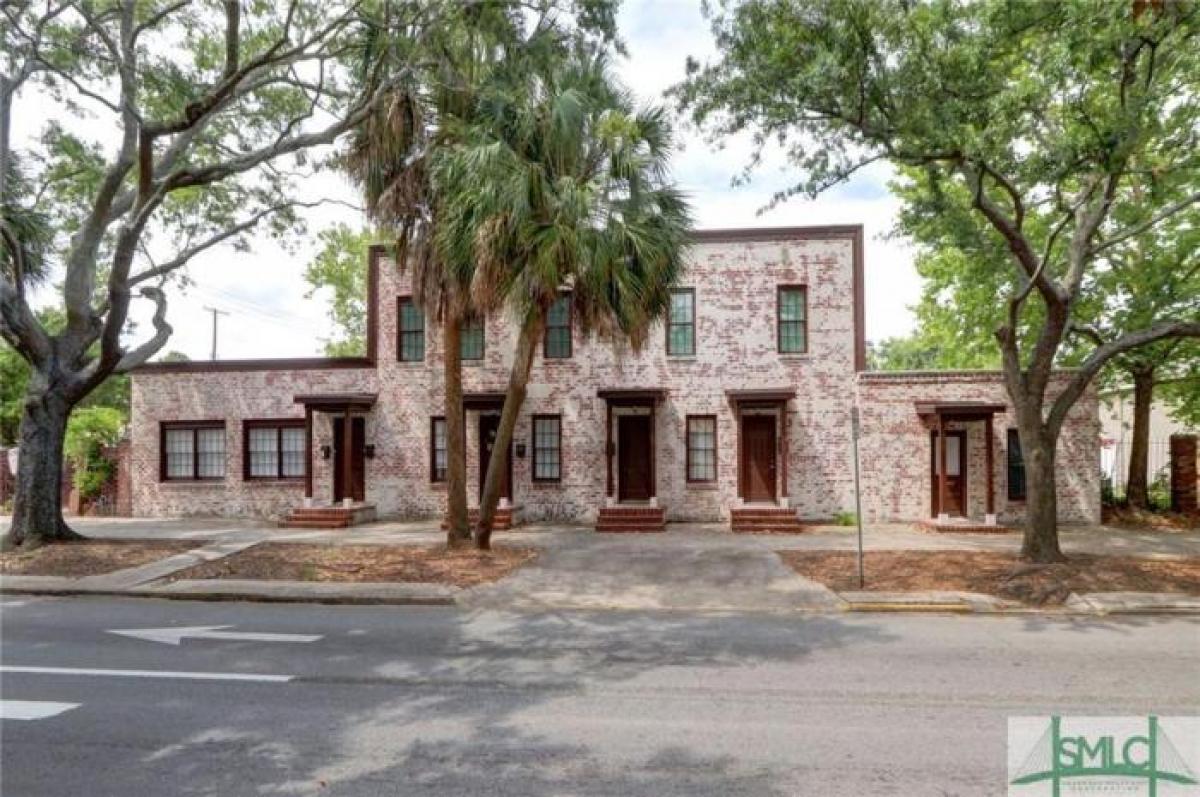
[
  {"left": 430, "top": 481, "right": 447, "bottom": 491},
  {"left": 529, "top": 480, "right": 563, "bottom": 489},
  {"left": 243, "top": 479, "right": 304, "bottom": 486},
  {"left": 667, "top": 355, "right": 698, "bottom": 362},
  {"left": 160, "top": 479, "right": 227, "bottom": 487},
  {"left": 685, "top": 482, "right": 718, "bottom": 491},
  {"left": 395, "top": 359, "right": 426, "bottom": 366},
  {"left": 778, "top": 353, "right": 811, "bottom": 361}
]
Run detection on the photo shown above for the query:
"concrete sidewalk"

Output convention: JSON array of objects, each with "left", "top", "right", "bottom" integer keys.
[{"left": 2, "top": 517, "right": 1198, "bottom": 614}]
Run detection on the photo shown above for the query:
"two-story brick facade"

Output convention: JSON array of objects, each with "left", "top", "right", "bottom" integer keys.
[{"left": 130, "top": 225, "right": 1102, "bottom": 529}]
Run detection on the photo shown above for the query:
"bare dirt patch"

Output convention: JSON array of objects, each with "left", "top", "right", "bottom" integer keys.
[
  {"left": 170, "top": 543, "right": 537, "bottom": 587},
  {"left": 0, "top": 540, "right": 197, "bottom": 577},
  {"left": 1102, "top": 505, "right": 1199, "bottom": 532},
  {"left": 779, "top": 550, "right": 1200, "bottom": 606}
]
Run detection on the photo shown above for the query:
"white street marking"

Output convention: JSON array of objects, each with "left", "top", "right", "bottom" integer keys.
[
  {"left": 0, "top": 700, "right": 80, "bottom": 721},
  {"left": 107, "top": 625, "right": 323, "bottom": 646},
  {"left": 1, "top": 666, "right": 292, "bottom": 683}
]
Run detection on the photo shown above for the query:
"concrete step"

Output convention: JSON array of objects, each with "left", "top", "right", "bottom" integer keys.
[
  {"left": 595, "top": 523, "right": 666, "bottom": 533},
  {"left": 441, "top": 508, "right": 516, "bottom": 531},
  {"left": 280, "top": 518, "right": 353, "bottom": 529},
  {"left": 596, "top": 505, "right": 666, "bottom": 533},
  {"left": 731, "top": 508, "right": 805, "bottom": 534}
]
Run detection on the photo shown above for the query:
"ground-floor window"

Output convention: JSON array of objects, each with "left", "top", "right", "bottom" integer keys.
[
  {"left": 686, "top": 415, "right": 717, "bottom": 482},
  {"left": 161, "top": 421, "right": 226, "bottom": 481},
  {"left": 532, "top": 415, "right": 561, "bottom": 482},
  {"left": 1007, "top": 428, "right": 1026, "bottom": 500},
  {"left": 431, "top": 417, "right": 447, "bottom": 482},
  {"left": 243, "top": 420, "right": 305, "bottom": 480}
]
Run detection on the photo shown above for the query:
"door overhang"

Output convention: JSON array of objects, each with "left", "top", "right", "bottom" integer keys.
[
  {"left": 599, "top": 389, "right": 666, "bottom": 499},
  {"left": 916, "top": 400, "right": 1005, "bottom": 522}
]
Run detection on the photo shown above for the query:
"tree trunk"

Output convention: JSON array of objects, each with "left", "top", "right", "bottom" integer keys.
[
  {"left": 3, "top": 386, "right": 82, "bottom": 549},
  {"left": 1124, "top": 366, "right": 1155, "bottom": 509},
  {"left": 442, "top": 314, "right": 470, "bottom": 547},
  {"left": 475, "top": 314, "right": 545, "bottom": 551},
  {"left": 1018, "top": 424, "right": 1064, "bottom": 563}
]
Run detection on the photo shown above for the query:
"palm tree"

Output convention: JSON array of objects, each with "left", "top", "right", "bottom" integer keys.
[
  {"left": 344, "top": 6, "right": 620, "bottom": 546},
  {"left": 435, "top": 54, "right": 692, "bottom": 549},
  {"left": 343, "top": 5, "right": 533, "bottom": 546}
]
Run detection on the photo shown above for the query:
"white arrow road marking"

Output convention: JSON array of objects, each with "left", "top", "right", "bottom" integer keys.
[
  {"left": 0, "top": 700, "right": 80, "bottom": 721},
  {"left": 106, "top": 625, "right": 323, "bottom": 646},
  {"left": 1, "top": 666, "right": 292, "bottom": 683}
]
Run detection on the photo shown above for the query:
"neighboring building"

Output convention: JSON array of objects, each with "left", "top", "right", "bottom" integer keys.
[
  {"left": 1098, "top": 382, "right": 1199, "bottom": 491},
  {"left": 130, "top": 225, "right": 1101, "bottom": 528}
]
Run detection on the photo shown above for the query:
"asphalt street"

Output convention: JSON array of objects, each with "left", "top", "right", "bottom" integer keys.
[{"left": 0, "top": 595, "right": 1196, "bottom": 796}]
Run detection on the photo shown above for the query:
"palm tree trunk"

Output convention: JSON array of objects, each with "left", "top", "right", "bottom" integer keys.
[
  {"left": 3, "top": 383, "right": 83, "bottom": 549},
  {"left": 475, "top": 314, "right": 545, "bottom": 550},
  {"left": 442, "top": 314, "right": 470, "bottom": 547},
  {"left": 1124, "top": 365, "right": 1155, "bottom": 509}
]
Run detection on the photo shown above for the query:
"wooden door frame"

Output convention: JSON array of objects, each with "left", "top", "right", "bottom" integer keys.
[
  {"left": 617, "top": 413, "right": 653, "bottom": 502},
  {"left": 477, "top": 413, "right": 512, "bottom": 501},
  {"left": 332, "top": 416, "right": 366, "bottom": 503},
  {"left": 929, "top": 429, "right": 967, "bottom": 517},
  {"left": 739, "top": 412, "right": 778, "bottom": 503}
]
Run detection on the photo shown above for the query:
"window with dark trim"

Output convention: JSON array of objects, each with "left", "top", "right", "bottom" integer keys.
[
  {"left": 686, "top": 415, "right": 717, "bottom": 482},
  {"left": 430, "top": 417, "right": 447, "bottom": 482},
  {"left": 667, "top": 288, "right": 695, "bottom": 355},
  {"left": 532, "top": 415, "right": 561, "bottom": 482},
  {"left": 544, "top": 294, "right": 572, "bottom": 359},
  {"left": 1007, "top": 428, "right": 1026, "bottom": 501},
  {"left": 243, "top": 420, "right": 305, "bottom": 480},
  {"left": 777, "top": 285, "right": 807, "bottom": 353},
  {"left": 160, "top": 421, "right": 226, "bottom": 481},
  {"left": 397, "top": 297, "right": 425, "bottom": 362},
  {"left": 460, "top": 315, "right": 484, "bottom": 360}
]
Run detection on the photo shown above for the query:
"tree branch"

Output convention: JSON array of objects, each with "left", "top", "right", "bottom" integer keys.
[
  {"left": 112, "top": 286, "right": 172, "bottom": 374},
  {"left": 1048, "top": 319, "right": 1200, "bottom": 436},
  {"left": 1089, "top": 190, "right": 1200, "bottom": 257}
]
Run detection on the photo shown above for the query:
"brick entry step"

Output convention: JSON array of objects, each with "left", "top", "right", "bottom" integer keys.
[
  {"left": 282, "top": 504, "right": 377, "bottom": 529},
  {"left": 595, "top": 505, "right": 666, "bottom": 533},
  {"left": 441, "top": 507, "right": 517, "bottom": 532},
  {"left": 730, "top": 507, "right": 806, "bottom": 534}
]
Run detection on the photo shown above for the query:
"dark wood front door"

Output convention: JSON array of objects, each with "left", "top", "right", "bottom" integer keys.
[
  {"left": 618, "top": 415, "right": 652, "bottom": 501},
  {"left": 741, "top": 415, "right": 777, "bottom": 502},
  {"left": 333, "top": 416, "right": 366, "bottom": 502},
  {"left": 930, "top": 430, "right": 967, "bottom": 517},
  {"left": 478, "top": 414, "right": 511, "bottom": 501}
]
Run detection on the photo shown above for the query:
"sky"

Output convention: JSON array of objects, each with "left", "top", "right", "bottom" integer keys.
[{"left": 21, "top": 0, "right": 922, "bottom": 361}]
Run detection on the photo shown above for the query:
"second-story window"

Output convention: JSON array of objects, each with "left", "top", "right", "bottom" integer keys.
[
  {"left": 544, "top": 294, "right": 572, "bottom": 359},
  {"left": 398, "top": 297, "right": 424, "bottom": 362},
  {"left": 667, "top": 288, "right": 695, "bottom": 356},
  {"left": 777, "top": 285, "right": 807, "bottom": 354},
  {"left": 460, "top": 315, "right": 485, "bottom": 361}
]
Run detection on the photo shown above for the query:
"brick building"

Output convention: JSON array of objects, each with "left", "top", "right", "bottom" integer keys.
[{"left": 130, "top": 225, "right": 1102, "bottom": 529}]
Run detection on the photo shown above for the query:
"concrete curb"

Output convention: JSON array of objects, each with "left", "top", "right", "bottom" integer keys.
[
  {"left": 1, "top": 577, "right": 458, "bottom": 606},
  {"left": 837, "top": 589, "right": 1200, "bottom": 616}
]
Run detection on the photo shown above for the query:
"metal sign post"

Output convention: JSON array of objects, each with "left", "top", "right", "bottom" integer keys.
[{"left": 851, "top": 407, "right": 865, "bottom": 588}]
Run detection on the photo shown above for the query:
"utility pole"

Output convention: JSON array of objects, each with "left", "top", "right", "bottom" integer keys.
[{"left": 202, "top": 306, "right": 230, "bottom": 361}]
